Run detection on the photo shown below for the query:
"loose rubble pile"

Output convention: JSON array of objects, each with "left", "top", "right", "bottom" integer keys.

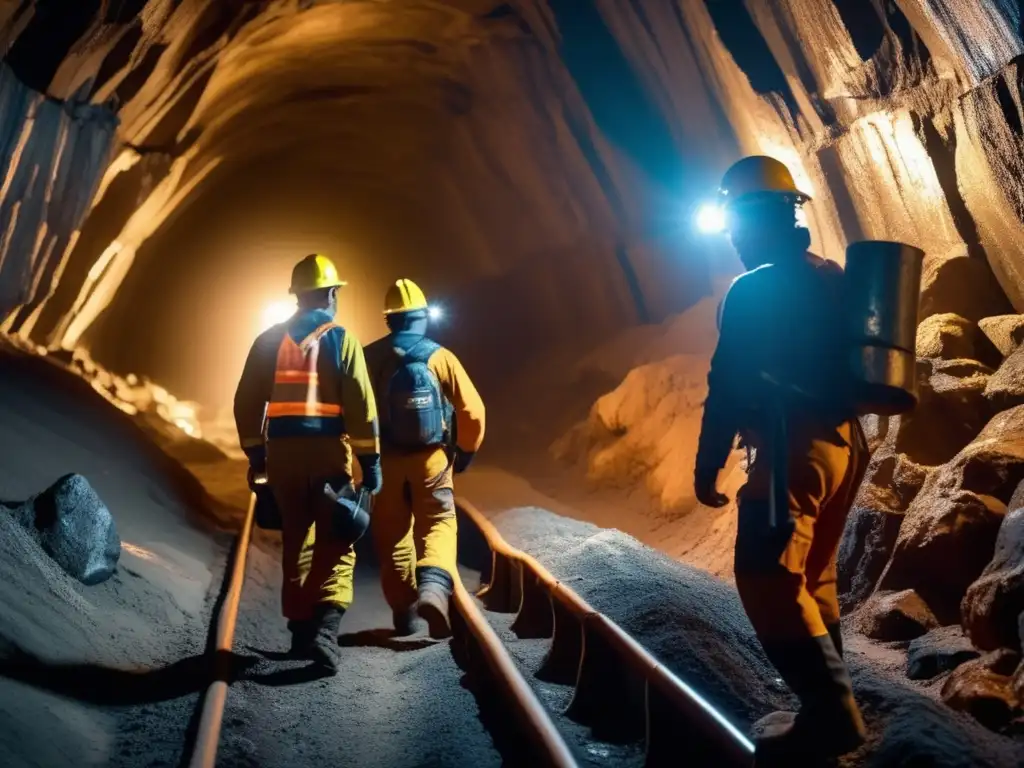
[
  {"left": 839, "top": 248, "right": 1024, "bottom": 733},
  {"left": 1, "top": 337, "right": 211, "bottom": 449}
]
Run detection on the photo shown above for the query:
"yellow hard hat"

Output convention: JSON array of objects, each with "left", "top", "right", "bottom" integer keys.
[
  {"left": 288, "top": 254, "right": 347, "bottom": 295},
  {"left": 384, "top": 278, "right": 428, "bottom": 315},
  {"left": 719, "top": 156, "right": 810, "bottom": 207}
]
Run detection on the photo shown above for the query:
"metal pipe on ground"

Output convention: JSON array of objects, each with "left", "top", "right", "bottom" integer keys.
[
  {"left": 456, "top": 497, "right": 756, "bottom": 767},
  {"left": 189, "top": 493, "right": 256, "bottom": 768},
  {"left": 451, "top": 573, "right": 579, "bottom": 768}
]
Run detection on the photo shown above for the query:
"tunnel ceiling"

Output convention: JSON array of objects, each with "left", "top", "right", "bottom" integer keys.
[
  {"left": 0, "top": 0, "right": 730, "bottom": 407},
  {"left": 1, "top": 0, "right": 1024, "bottom": 408}
]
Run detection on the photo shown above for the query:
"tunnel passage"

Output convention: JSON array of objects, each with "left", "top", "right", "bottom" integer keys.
[
  {"left": 1, "top": 1, "right": 716, "bottom": 417},
  {"left": 5, "top": 0, "right": 1024, "bottom": 420}
]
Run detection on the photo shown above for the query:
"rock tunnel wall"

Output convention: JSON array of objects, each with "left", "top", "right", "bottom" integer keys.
[
  {"left": 1, "top": 1, "right": 1023, "bottom": 401},
  {"left": 0, "top": 62, "right": 117, "bottom": 332},
  {"left": 0, "top": 0, "right": 718, "bottom": 403},
  {"left": 595, "top": 0, "right": 1024, "bottom": 310}
]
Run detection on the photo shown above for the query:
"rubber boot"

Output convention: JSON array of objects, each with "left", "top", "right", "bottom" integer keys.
[
  {"left": 393, "top": 606, "right": 429, "bottom": 638},
  {"left": 754, "top": 634, "right": 865, "bottom": 765},
  {"left": 287, "top": 618, "right": 317, "bottom": 657},
  {"left": 307, "top": 604, "right": 345, "bottom": 674},
  {"left": 415, "top": 566, "right": 454, "bottom": 639}
]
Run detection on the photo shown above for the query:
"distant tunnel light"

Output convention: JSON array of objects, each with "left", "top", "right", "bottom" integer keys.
[
  {"left": 261, "top": 299, "right": 296, "bottom": 330},
  {"left": 428, "top": 305, "right": 444, "bottom": 321},
  {"left": 695, "top": 203, "right": 726, "bottom": 234}
]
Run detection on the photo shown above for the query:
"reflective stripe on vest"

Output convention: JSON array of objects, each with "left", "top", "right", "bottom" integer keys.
[{"left": 266, "top": 322, "right": 344, "bottom": 420}]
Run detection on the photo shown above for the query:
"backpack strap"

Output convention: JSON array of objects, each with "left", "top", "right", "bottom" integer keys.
[{"left": 298, "top": 321, "right": 339, "bottom": 355}]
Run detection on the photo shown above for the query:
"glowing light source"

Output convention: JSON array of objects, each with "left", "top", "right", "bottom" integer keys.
[
  {"left": 261, "top": 299, "right": 295, "bottom": 330},
  {"left": 428, "top": 306, "right": 444, "bottom": 321},
  {"left": 695, "top": 203, "right": 727, "bottom": 234}
]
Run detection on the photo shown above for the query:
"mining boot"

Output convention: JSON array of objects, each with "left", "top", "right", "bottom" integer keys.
[
  {"left": 393, "top": 606, "right": 429, "bottom": 638},
  {"left": 287, "top": 618, "right": 317, "bottom": 657},
  {"left": 754, "top": 634, "right": 866, "bottom": 765},
  {"left": 415, "top": 566, "right": 453, "bottom": 639},
  {"left": 307, "top": 605, "right": 345, "bottom": 674}
]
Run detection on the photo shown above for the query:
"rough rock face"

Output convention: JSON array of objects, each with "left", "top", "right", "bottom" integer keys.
[
  {"left": 980, "top": 316, "right": 1024, "bottom": 359},
  {"left": 8, "top": 473, "right": 120, "bottom": 585},
  {"left": 1, "top": 0, "right": 1023, "bottom": 405},
  {"left": 882, "top": 406, "right": 1024, "bottom": 622},
  {"left": 873, "top": 358, "right": 993, "bottom": 468},
  {"left": 838, "top": 483, "right": 905, "bottom": 611},
  {"left": 918, "top": 249, "right": 1014, "bottom": 325},
  {"left": 0, "top": 0, "right": 717, "bottom": 399},
  {"left": 907, "top": 626, "right": 981, "bottom": 681},
  {"left": 941, "top": 650, "right": 1021, "bottom": 731},
  {"left": 857, "top": 589, "right": 939, "bottom": 642},
  {"left": 986, "top": 347, "right": 1024, "bottom": 413},
  {"left": 916, "top": 313, "right": 977, "bottom": 360},
  {"left": 962, "top": 485, "right": 1024, "bottom": 652}
]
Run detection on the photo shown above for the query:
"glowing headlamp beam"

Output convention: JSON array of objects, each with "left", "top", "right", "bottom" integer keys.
[
  {"left": 695, "top": 203, "right": 727, "bottom": 234},
  {"left": 261, "top": 299, "right": 296, "bottom": 330}
]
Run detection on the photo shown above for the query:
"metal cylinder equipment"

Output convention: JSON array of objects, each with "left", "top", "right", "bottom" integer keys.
[{"left": 845, "top": 240, "right": 924, "bottom": 416}]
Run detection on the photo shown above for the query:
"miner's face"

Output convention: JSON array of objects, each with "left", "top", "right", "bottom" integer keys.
[{"left": 727, "top": 194, "right": 810, "bottom": 270}]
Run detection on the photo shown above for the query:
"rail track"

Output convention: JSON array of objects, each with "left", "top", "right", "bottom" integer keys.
[{"left": 186, "top": 494, "right": 755, "bottom": 768}]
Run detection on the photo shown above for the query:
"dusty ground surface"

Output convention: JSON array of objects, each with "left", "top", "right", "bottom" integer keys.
[
  {"left": 0, "top": 342, "right": 522, "bottom": 768},
  {"left": 217, "top": 531, "right": 518, "bottom": 768},
  {"left": 0, "top": 342, "right": 232, "bottom": 768},
  {"left": 5, "top": 333, "right": 1023, "bottom": 767},
  {"left": 479, "top": 505, "right": 1024, "bottom": 768}
]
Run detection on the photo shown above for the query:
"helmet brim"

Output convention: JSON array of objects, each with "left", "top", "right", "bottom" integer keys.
[
  {"left": 289, "top": 280, "right": 348, "bottom": 295},
  {"left": 721, "top": 189, "right": 811, "bottom": 211}
]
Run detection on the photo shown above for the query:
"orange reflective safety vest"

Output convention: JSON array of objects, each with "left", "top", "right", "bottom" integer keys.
[{"left": 266, "top": 321, "right": 345, "bottom": 436}]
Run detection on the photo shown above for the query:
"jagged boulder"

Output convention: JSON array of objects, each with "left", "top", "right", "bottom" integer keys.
[
  {"left": 882, "top": 491, "right": 1007, "bottom": 622},
  {"left": 916, "top": 313, "right": 976, "bottom": 360},
  {"left": 859, "top": 414, "right": 889, "bottom": 453},
  {"left": 985, "top": 346, "right": 1024, "bottom": 413},
  {"left": 941, "top": 649, "right": 1021, "bottom": 731},
  {"left": 962, "top": 485, "right": 1024, "bottom": 652},
  {"left": 907, "top": 626, "right": 981, "bottom": 680},
  {"left": 8, "top": 474, "right": 120, "bottom": 585},
  {"left": 838, "top": 483, "right": 905, "bottom": 610},
  {"left": 879, "top": 358, "right": 992, "bottom": 468},
  {"left": 919, "top": 248, "right": 1013, "bottom": 324},
  {"left": 979, "top": 315, "right": 1024, "bottom": 358},
  {"left": 858, "top": 589, "right": 939, "bottom": 641},
  {"left": 893, "top": 454, "right": 929, "bottom": 504},
  {"left": 881, "top": 406, "right": 1024, "bottom": 622},
  {"left": 863, "top": 451, "right": 930, "bottom": 510}
]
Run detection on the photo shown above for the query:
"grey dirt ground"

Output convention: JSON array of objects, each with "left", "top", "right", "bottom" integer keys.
[
  {"left": 489, "top": 506, "right": 1024, "bottom": 768},
  {"left": 217, "top": 531, "right": 510, "bottom": 768},
  {"left": 0, "top": 344, "right": 231, "bottom": 768}
]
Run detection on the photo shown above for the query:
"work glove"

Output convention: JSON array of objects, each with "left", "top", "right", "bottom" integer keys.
[
  {"left": 453, "top": 447, "right": 475, "bottom": 475},
  {"left": 244, "top": 446, "right": 267, "bottom": 491},
  {"left": 358, "top": 453, "right": 383, "bottom": 496},
  {"left": 695, "top": 467, "right": 729, "bottom": 509}
]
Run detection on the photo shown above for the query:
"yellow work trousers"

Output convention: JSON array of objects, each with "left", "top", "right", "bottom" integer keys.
[
  {"left": 266, "top": 436, "right": 356, "bottom": 621},
  {"left": 372, "top": 447, "right": 458, "bottom": 611},
  {"left": 734, "top": 419, "right": 868, "bottom": 643}
]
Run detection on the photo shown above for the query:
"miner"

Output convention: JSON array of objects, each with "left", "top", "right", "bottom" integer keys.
[
  {"left": 233, "top": 253, "right": 382, "bottom": 673},
  {"left": 694, "top": 157, "right": 869, "bottom": 762},
  {"left": 364, "top": 278, "right": 485, "bottom": 639}
]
